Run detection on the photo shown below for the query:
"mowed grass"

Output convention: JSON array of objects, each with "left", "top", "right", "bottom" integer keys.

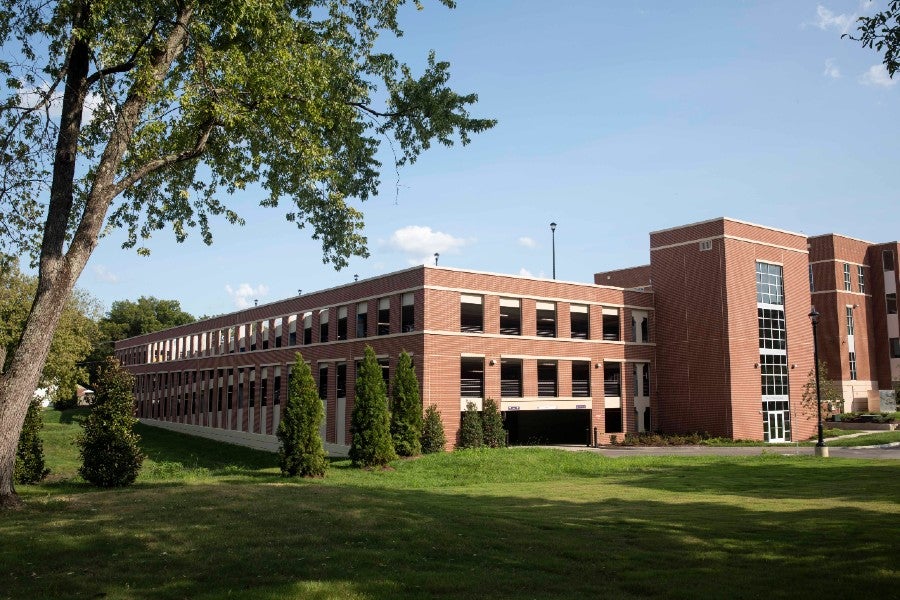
[{"left": 2, "top": 409, "right": 898, "bottom": 600}]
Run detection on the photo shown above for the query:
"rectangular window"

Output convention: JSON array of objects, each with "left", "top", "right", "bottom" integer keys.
[
  {"left": 500, "top": 359, "right": 523, "bottom": 397},
  {"left": 572, "top": 361, "right": 590, "bottom": 398},
  {"left": 603, "top": 363, "right": 621, "bottom": 397},
  {"left": 536, "top": 302, "right": 557, "bottom": 338},
  {"left": 401, "top": 293, "right": 415, "bottom": 332},
  {"left": 318, "top": 365, "right": 328, "bottom": 400},
  {"left": 337, "top": 306, "right": 348, "bottom": 341},
  {"left": 884, "top": 250, "right": 895, "bottom": 271},
  {"left": 758, "top": 308, "right": 787, "bottom": 350},
  {"left": 273, "top": 367, "right": 281, "bottom": 405},
  {"left": 319, "top": 309, "right": 329, "bottom": 342},
  {"left": 288, "top": 316, "right": 297, "bottom": 346},
  {"left": 460, "top": 357, "right": 484, "bottom": 398},
  {"left": 460, "top": 294, "right": 484, "bottom": 333},
  {"left": 756, "top": 262, "right": 784, "bottom": 305},
  {"left": 603, "top": 308, "right": 620, "bottom": 341},
  {"left": 537, "top": 361, "right": 558, "bottom": 397},
  {"left": 260, "top": 368, "right": 268, "bottom": 407},
  {"left": 570, "top": 304, "right": 589, "bottom": 339},
  {"left": 843, "top": 263, "right": 852, "bottom": 291},
  {"left": 237, "top": 368, "right": 244, "bottom": 409},
  {"left": 227, "top": 370, "right": 234, "bottom": 410},
  {"left": 303, "top": 312, "right": 312, "bottom": 345},
  {"left": 846, "top": 306, "right": 855, "bottom": 336},
  {"left": 857, "top": 266, "right": 865, "bottom": 294},
  {"left": 604, "top": 409, "right": 622, "bottom": 434},
  {"left": 262, "top": 321, "right": 270, "bottom": 350},
  {"left": 642, "top": 364, "right": 650, "bottom": 397},
  {"left": 849, "top": 351, "right": 857, "bottom": 380},
  {"left": 499, "top": 298, "right": 521, "bottom": 335},
  {"left": 759, "top": 354, "right": 789, "bottom": 396},
  {"left": 888, "top": 293, "right": 898, "bottom": 315},
  {"left": 250, "top": 323, "right": 257, "bottom": 351},
  {"left": 377, "top": 298, "right": 390, "bottom": 335},
  {"left": 336, "top": 363, "right": 347, "bottom": 398},
  {"left": 274, "top": 319, "right": 282, "bottom": 348},
  {"left": 890, "top": 338, "right": 900, "bottom": 359},
  {"left": 809, "top": 264, "right": 815, "bottom": 293},
  {"left": 356, "top": 303, "right": 368, "bottom": 338},
  {"left": 378, "top": 358, "right": 390, "bottom": 393},
  {"left": 248, "top": 369, "right": 256, "bottom": 408}
]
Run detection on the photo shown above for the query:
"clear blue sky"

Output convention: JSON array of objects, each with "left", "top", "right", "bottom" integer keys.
[{"left": 79, "top": 0, "right": 899, "bottom": 317}]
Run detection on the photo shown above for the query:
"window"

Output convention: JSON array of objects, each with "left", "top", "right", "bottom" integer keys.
[
  {"left": 756, "top": 262, "right": 784, "bottom": 306},
  {"left": 890, "top": 338, "right": 900, "bottom": 359},
  {"left": 273, "top": 367, "right": 281, "bottom": 405},
  {"left": 631, "top": 310, "right": 649, "bottom": 343},
  {"left": 319, "top": 309, "right": 329, "bottom": 342},
  {"left": 536, "top": 302, "right": 556, "bottom": 337},
  {"left": 237, "top": 368, "right": 244, "bottom": 409},
  {"left": 809, "top": 264, "right": 815, "bottom": 293},
  {"left": 570, "top": 304, "right": 589, "bottom": 339},
  {"left": 884, "top": 250, "right": 895, "bottom": 271},
  {"left": 248, "top": 369, "right": 256, "bottom": 408},
  {"left": 857, "top": 266, "right": 865, "bottom": 294},
  {"left": 846, "top": 306, "right": 855, "bottom": 336},
  {"left": 759, "top": 354, "right": 788, "bottom": 396},
  {"left": 377, "top": 298, "right": 390, "bottom": 335},
  {"left": 572, "top": 361, "right": 590, "bottom": 397},
  {"left": 888, "top": 293, "right": 898, "bottom": 315},
  {"left": 274, "top": 319, "right": 282, "bottom": 348},
  {"left": 227, "top": 370, "right": 234, "bottom": 410},
  {"left": 758, "top": 308, "right": 787, "bottom": 350},
  {"left": 604, "top": 409, "right": 622, "bottom": 433},
  {"left": 603, "top": 363, "right": 621, "bottom": 397},
  {"left": 303, "top": 312, "right": 312, "bottom": 345},
  {"left": 262, "top": 321, "right": 270, "bottom": 350},
  {"left": 460, "top": 295, "right": 484, "bottom": 333},
  {"left": 849, "top": 351, "right": 857, "bottom": 380},
  {"left": 699, "top": 240, "right": 712, "bottom": 251},
  {"left": 537, "top": 361, "right": 557, "bottom": 397},
  {"left": 843, "top": 263, "right": 852, "bottom": 291},
  {"left": 337, "top": 306, "right": 348, "bottom": 341},
  {"left": 288, "top": 316, "right": 297, "bottom": 346},
  {"left": 499, "top": 298, "right": 521, "bottom": 335},
  {"left": 401, "top": 293, "right": 415, "bottom": 332},
  {"left": 250, "top": 324, "right": 257, "bottom": 351},
  {"left": 260, "top": 368, "right": 268, "bottom": 407},
  {"left": 460, "top": 357, "right": 484, "bottom": 398},
  {"left": 642, "top": 364, "right": 650, "bottom": 397},
  {"left": 500, "top": 359, "right": 522, "bottom": 397},
  {"left": 318, "top": 365, "right": 328, "bottom": 400},
  {"left": 356, "top": 303, "right": 368, "bottom": 338},
  {"left": 378, "top": 358, "right": 390, "bottom": 393},
  {"left": 336, "top": 363, "right": 347, "bottom": 398},
  {"left": 602, "top": 308, "right": 619, "bottom": 341}
]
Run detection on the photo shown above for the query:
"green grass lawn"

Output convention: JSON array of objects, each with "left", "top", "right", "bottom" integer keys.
[
  {"left": 2, "top": 409, "right": 898, "bottom": 600},
  {"left": 823, "top": 430, "right": 900, "bottom": 446}
]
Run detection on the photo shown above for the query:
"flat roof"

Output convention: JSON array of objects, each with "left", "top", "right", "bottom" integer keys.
[{"left": 649, "top": 216, "right": 807, "bottom": 239}]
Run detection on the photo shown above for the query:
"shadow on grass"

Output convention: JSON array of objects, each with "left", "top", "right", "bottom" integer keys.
[
  {"left": 56, "top": 407, "right": 89, "bottom": 424},
  {"left": 4, "top": 476, "right": 898, "bottom": 600}
]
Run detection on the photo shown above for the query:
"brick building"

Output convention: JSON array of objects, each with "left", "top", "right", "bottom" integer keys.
[{"left": 115, "top": 217, "right": 899, "bottom": 452}]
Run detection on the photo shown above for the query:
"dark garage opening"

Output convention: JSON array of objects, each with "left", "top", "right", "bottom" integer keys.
[{"left": 505, "top": 409, "right": 591, "bottom": 445}]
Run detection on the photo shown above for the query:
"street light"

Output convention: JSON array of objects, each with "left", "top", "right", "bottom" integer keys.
[
  {"left": 808, "top": 308, "right": 829, "bottom": 457},
  {"left": 434, "top": 252, "right": 439, "bottom": 266},
  {"left": 550, "top": 222, "right": 557, "bottom": 280}
]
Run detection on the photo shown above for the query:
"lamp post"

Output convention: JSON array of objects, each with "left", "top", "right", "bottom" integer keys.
[
  {"left": 550, "top": 222, "right": 557, "bottom": 280},
  {"left": 434, "top": 252, "right": 439, "bottom": 266},
  {"left": 808, "top": 308, "right": 829, "bottom": 457}
]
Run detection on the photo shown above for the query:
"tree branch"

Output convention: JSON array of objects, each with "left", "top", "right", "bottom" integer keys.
[{"left": 86, "top": 18, "right": 161, "bottom": 86}]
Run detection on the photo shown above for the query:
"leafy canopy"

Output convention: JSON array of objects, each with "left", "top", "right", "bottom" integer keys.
[
  {"left": 0, "top": 0, "right": 495, "bottom": 268},
  {"left": 845, "top": 1, "right": 900, "bottom": 78}
]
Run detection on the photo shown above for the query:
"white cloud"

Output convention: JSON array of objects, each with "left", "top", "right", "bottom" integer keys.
[
  {"left": 813, "top": 5, "right": 856, "bottom": 34},
  {"left": 860, "top": 64, "right": 897, "bottom": 87},
  {"left": 225, "top": 283, "right": 270, "bottom": 309},
  {"left": 18, "top": 83, "right": 104, "bottom": 124},
  {"left": 823, "top": 58, "right": 841, "bottom": 78},
  {"left": 518, "top": 267, "right": 535, "bottom": 278},
  {"left": 92, "top": 265, "right": 119, "bottom": 283},
  {"left": 388, "top": 225, "right": 471, "bottom": 265},
  {"left": 518, "top": 236, "right": 537, "bottom": 248}
]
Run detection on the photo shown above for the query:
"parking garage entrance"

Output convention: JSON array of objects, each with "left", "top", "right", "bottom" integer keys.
[{"left": 504, "top": 409, "right": 591, "bottom": 446}]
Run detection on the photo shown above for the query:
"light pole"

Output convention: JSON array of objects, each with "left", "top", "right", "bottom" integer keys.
[
  {"left": 808, "top": 308, "right": 829, "bottom": 457},
  {"left": 434, "top": 252, "right": 439, "bottom": 266},
  {"left": 550, "top": 222, "right": 557, "bottom": 280}
]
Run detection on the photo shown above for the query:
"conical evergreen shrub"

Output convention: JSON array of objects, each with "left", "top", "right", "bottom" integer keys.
[
  {"left": 481, "top": 397, "right": 506, "bottom": 448},
  {"left": 277, "top": 353, "right": 328, "bottom": 477},
  {"left": 458, "top": 401, "right": 483, "bottom": 449},
  {"left": 78, "top": 357, "right": 143, "bottom": 487},
  {"left": 421, "top": 404, "right": 446, "bottom": 454},
  {"left": 390, "top": 351, "right": 422, "bottom": 456},
  {"left": 14, "top": 399, "right": 50, "bottom": 484},
  {"left": 349, "top": 346, "right": 397, "bottom": 467}
]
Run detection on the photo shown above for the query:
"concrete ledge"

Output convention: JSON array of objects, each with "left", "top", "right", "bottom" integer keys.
[
  {"left": 139, "top": 419, "right": 349, "bottom": 457},
  {"left": 829, "top": 422, "right": 897, "bottom": 431}
]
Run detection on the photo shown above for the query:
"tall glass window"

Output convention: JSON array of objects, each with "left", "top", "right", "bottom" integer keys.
[
  {"left": 756, "top": 262, "right": 791, "bottom": 442},
  {"left": 843, "top": 263, "right": 852, "bottom": 291}
]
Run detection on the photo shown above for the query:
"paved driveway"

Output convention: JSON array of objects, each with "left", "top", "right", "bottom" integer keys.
[{"left": 548, "top": 444, "right": 900, "bottom": 460}]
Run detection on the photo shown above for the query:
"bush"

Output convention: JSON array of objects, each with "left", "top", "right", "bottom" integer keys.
[
  {"left": 53, "top": 392, "right": 78, "bottom": 411},
  {"left": 77, "top": 357, "right": 144, "bottom": 487},
  {"left": 349, "top": 346, "right": 397, "bottom": 467},
  {"left": 421, "top": 404, "right": 446, "bottom": 454},
  {"left": 481, "top": 397, "right": 506, "bottom": 448},
  {"left": 458, "top": 401, "right": 483, "bottom": 449},
  {"left": 14, "top": 400, "right": 50, "bottom": 484},
  {"left": 277, "top": 353, "right": 328, "bottom": 477},
  {"left": 390, "top": 351, "right": 422, "bottom": 457}
]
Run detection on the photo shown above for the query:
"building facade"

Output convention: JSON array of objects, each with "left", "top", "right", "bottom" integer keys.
[{"left": 116, "top": 217, "right": 898, "bottom": 452}]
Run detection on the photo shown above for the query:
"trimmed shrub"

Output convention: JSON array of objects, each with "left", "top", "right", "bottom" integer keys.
[
  {"left": 481, "top": 397, "right": 506, "bottom": 448},
  {"left": 277, "top": 353, "right": 328, "bottom": 477},
  {"left": 390, "top": 351, "right": 422, "bottom": 457},
  {"left": 53, "top": 392, "right": 78, "bottom": 410},
  {"left": 77, "top": 357, "right": 144, "bottom": 487},
  {"left": 349, "top": 345, "right": 397, "bottom": 467},
  {"left": 14, "top": 400, "right": 50, "bottom": 484},
  {"left": 421, "top": 404, "right": 446, "bottom": 454},
  {"left": 458, "top": 401, "right": 483, "bottom": 449}
]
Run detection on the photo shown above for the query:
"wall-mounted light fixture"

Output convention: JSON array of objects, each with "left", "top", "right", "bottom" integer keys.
[
  {"left": 489, "top": 359, "right": 496, "bottom": 366},
  {"left": 753, "top": 362, "right": 760, "bottom": 369}
]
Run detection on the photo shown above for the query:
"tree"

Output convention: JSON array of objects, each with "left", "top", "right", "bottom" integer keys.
[
  {"left": 420, "top": 404, "right": 446, "bottom": 454},
  {"left": 0, "top": 1, "right": 494, "bottom": 507},
  {"left": 481, "top": 397, "right": 506, "bottom": 449},
  {"left": 277, "top": 353, "right": 328, "bottom": 477},
  {"left": 14, "top": 400, "right": 50, "bottom": 484},
  {"left": 458, "top": 401, "right": 483, "bottom": 449},
  {"left": 390, "top": 351, "right": 422, "bottom": 457},
  {"left": 801, "top": 360, "right": 845, "bottom": 422},
  {"left": 77, "top": 357, "right": 143, "bottom": 487},
  {"left": 349, "top": 346, "right": 396, "bottom": 468},
  {"left": 845, "top": 1, "right": 900, "bottom": 78}
]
